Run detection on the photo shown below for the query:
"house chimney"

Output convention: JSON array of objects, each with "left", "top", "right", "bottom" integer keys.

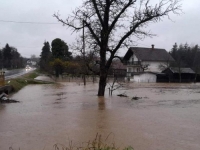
[{"left": 152, "top": 44, "right": 155, "bottom": 50}]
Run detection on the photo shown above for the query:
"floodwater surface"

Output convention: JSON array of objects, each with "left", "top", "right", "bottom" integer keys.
[{"left": 1, "top": 82, "right": 200, "bottom": 150}]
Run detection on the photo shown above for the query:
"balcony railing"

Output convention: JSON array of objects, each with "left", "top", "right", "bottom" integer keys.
[
  {"left": 124, "top": 61, "right": 141, "bottom": 66},
  {"left": 126, "top": 72, "right": 142, "bottom": 77}
]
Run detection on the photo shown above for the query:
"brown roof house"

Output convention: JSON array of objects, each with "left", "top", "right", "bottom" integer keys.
[{"left": 123, "top": 45, "right": 175, "bottom": 82}]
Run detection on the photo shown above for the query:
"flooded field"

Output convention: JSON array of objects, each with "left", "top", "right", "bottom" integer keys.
[{"left": 1, "top": 82, "right": 200, "bottom": 150}]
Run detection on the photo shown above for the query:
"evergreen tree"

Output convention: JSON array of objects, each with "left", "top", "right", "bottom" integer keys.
[
  {"left": 51, "top": 38, "right": 72, "bottom": 60},
  {"left": 40, "top": 41, "right": 51, "bottom": 71},
  {"left": 10, "top": 47, "right": 20, "bottom": 68},
  {"left": 2, "top": 44, "right": 12, "bottom": 68},
  {"left": 41, "top": 41, "right": 51, "bottom": 61},
  {"left": 0, "top": 44, "right": 25, "bottom": 69},
  {"left": 51, "top": 38, "right": 72, "bottom": 77},
  {"left": 170, "top": 43, "right": 200, "bottom": 82},
  {"left": 170, "top": 43, "right": 178, "bottom": 60},
  {"left": 0, "top": 49, "right": 2, "bottom": 59},
  {"left": 0, "top": 49, "right": 2, "bottom": 69}
]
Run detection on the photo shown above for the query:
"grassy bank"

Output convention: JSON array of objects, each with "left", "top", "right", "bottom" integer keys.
[{"left": 6, "top": 70, "right": 51, "bottom": 93}]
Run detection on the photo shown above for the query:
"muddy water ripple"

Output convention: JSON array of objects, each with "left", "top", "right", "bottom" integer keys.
[{"left": 0, "top": 82, "right": 200, "bottom": 150}]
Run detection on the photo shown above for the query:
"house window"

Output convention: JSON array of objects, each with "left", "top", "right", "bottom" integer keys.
[
  {"left": 128, "top": 67, "right": 132, "bottom": 72},
  {"left": 137, "top": 68, "right": 140, "bottom": 72}
]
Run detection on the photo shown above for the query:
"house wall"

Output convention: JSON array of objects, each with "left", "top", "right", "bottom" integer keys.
[
  {"left": 142, "top": 61, "right": 166, "bottom": 73},
  {"left": 127, "top": 54, "right": 142, "bottom": 73},
  {"left": 127, "top": 66, "right": 142, "bottom": 73},
  {"left": 133, "top": 73, "right": 157, "bottom": 83},
  {"left": 127, "top": 60, "right": 166, "bottom": 73},
  {"left": 127, "top": 55, "right": 167, "bottom": 73}
]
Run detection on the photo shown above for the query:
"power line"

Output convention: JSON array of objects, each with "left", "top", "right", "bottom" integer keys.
[{"left": 0, "top": 20, "right": 60, "bottom": 25}]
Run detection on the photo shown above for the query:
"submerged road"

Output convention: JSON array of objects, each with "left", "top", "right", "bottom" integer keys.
[{"left": 4, "top": 68, "right": 35, "bottom": 80}]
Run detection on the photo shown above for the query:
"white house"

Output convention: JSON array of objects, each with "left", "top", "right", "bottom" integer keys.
[{"left": 123, "top": 45, "right": 175, "bottom": 82}]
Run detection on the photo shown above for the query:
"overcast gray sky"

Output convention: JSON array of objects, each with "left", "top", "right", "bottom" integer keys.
[{"left": 0, "top": 0, "right": 200, "bottom": 58}]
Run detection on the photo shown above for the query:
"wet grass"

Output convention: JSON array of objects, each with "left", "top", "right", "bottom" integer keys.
[
  {"left": 9, "top": 134, "right": 134, "bottom": 150},
  {"left": 22, "top": 71, "right": 39, "bottom": 79}
]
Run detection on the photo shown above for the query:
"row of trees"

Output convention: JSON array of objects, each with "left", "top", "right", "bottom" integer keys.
[
  {"left": 0, "top": 44, "right": 25, "bottom": 69},
  {"left": 170, "top": 43, "right": 200, "bottom": 74},
  {"left": 40, "top": 38, "right": 74, "bottom": 77},
  {"left": 40, "top": 38, "right": 100, "bottom": 78}
]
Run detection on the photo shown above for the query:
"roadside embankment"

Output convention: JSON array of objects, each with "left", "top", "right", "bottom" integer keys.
[
  {"left": 0, "top": 70, "right": 55, "bottom": 103},
  {"left": 3, "top": 70, "right": 54, "bottom": 94}
]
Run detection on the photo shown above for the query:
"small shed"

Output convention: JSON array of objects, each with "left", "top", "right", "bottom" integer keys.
[{"left": 162, "top": 67, "right": 195, "bottom": 82}]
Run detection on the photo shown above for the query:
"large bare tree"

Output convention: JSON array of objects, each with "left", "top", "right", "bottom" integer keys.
[{"left": 54, "top": 0, "right": 181, "bottom": 96}]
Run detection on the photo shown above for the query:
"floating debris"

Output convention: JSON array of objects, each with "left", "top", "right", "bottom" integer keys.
[
  {"left": 0, "top": 99, "right": 19, "bottom": 103},
  {"left": 0, "top": 92, "right": 19, "bottom": 103},
  {"left": 131, "top": 96, "right": 142, "bottom": 100},
  {"left": 0, "top": 93, "right": 8, "bottom": 99},
  {"left": 117, "top": 93, "right": 128, "bottom": 97}
]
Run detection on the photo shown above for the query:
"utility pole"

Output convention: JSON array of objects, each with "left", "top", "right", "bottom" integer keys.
[{"left": 83, "top": 20, "right": 86, "bottom": 85}]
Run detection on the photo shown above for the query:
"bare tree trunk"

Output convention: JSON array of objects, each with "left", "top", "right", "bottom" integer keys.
[
  {"left": 98, "top": 44, "right": 108, "bottom": 96},
  {"left": 83, "top": 20, "right": 86, "bottom": 86},
  {"left": 98, "top": 73, "right": 107, "bottom": 96}
]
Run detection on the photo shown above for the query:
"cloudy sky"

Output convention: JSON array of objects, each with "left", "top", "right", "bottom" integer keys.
[{"left": 0, "top": 0, "right": 200, "bottom": 58}]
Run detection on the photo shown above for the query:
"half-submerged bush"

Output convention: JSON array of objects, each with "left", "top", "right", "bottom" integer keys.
[
  {"left": 9, "top": 134, "right": 134, "bottom": 150},
  {"left": 54, "top": 134, "right": 134, "bottom": 150}
]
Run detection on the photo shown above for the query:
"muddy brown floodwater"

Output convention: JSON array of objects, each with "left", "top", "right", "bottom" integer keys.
[{"left": 1, "top": 82, "right": 200, "bottom": 150}]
